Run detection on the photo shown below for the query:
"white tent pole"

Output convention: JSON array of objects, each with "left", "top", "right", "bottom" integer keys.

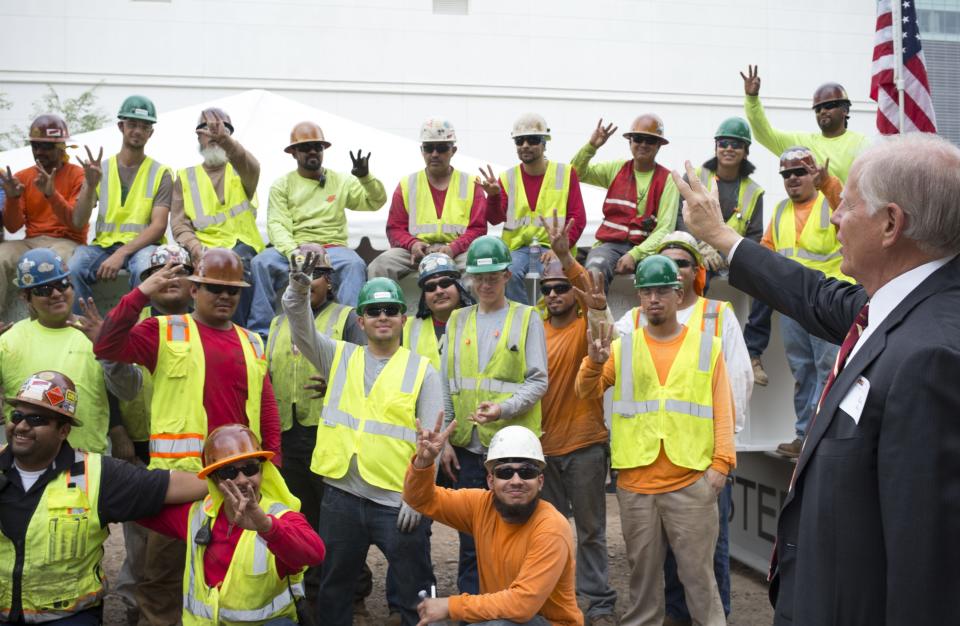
[{"left": 892, "top": 0, "right": 906, "bottom": 133}]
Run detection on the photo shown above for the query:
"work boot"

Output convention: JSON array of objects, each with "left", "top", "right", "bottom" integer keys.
[
  {"left": 777, "top": 437, "right": 803, "bottom": 458},
  {"left": 662, "top": 616, "right": 691, "bottom": 626},
  {"left": 751, "top": 356, "right": 769, "bottom": 386},
  {"left": 352, "top": 599, "right": 371, "bottom": 626}
]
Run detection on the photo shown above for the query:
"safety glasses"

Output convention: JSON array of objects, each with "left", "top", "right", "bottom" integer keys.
[
  {"left": 540, "top": 283, "right": 573, "bottom": 296},
  {"left": 295, "top": 142, "right": 325, "bottom": 154},
  {"left": 9, "top": 410, "right": 55, "bottom": 428},
  {"left": 422, "top": 277, "right": 456, "bottom": 293},
  {"left": 716, "top": 138, "right": 745, "bottom": 150},
  {"left": 202, "top": 284, "right": 241, "bottom": 296},
  {"left": 214, "top": 460, "right": 262, "bottom": 482},
  {"left": 779, "top": 169, "right": 808, "bottom": 180},
  {"left": 672, "top": 259, "right": 694, "bottom": 269},
  {"left": 493, "top": 464, "right": 542, "bottom": 480},
  {"left": 363, "top": 305, "right": 402, "bottom": 318},
  {"left": 422, "top": 143, "right": 452, "bottom": 154},
  {"left": 629, "top": 135, "right": 661, "bottom": 146},
  {"left": 814, "top": 101, "right": 845, "bottom": 113},
  {"left": 513, "top": 136, "right": 544, "bottom": 147},
  {"left": 311, "top": 269, "right": 333, "bottom": 280},
  {"left": 30, "top": 279, "right": 71, "bottom": 297}
]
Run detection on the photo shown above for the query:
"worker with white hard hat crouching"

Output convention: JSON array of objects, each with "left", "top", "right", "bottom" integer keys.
[{"left": 404, "top": 423, "right": 583, "bottom": 626}]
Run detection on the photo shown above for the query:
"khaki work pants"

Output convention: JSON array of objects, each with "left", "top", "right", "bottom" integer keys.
[
  {"left": 367, "top": 246, "right": 467, "bottom": 282},
  {"left": 0, "top": 236, "right": 78, "bottom": 314},
  {"left": 135, "top": 529, "right": 186, "bottom": 626}
]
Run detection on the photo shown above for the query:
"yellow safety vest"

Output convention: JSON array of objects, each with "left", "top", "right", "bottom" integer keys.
[
  {"left": 499, "top": 161, "right": 572, "bottom": 250},
  {"left": 446, "top": 302, "right": 541, "bottom": 448},
  {"left": 695, "top": 167, "right": 763, "bottom": 236},
  {"left": 93, "top": 156, "right": 170, "bottom": 247},
  {"left": 401, "top": 169, "right": 475, "bottom": 244},
  {"left": 402, "top": 316, "right": 442, "bottom": 372},
  {"left": 149, "top": 315, "right": 267, "bottom": 471},
  {"left": 629, "top": 297, "right": 729, "bottom": 338},
  {"left": 178, "top": 164, "right": 265, "bottom": 252},
  {"left": 267, "top": 302, "right": 352, "bottom": 430},
  {"left": 183, "top": 463, "right": 304, "bottom": 626},
  {"left": 770, "top": 194, "right": 851, "bottom": 282},
  {"left": 0, "top": 450, "right": 108, "bottom": 623},
  {"left": 310, "top": 343, "right": 428, "bottom": 492},
  {"left": 119, "top": 308, "right": 154, "bottom": 442},
  {"left": 611, "top": 326, "right": 721, "bottom": 471}
]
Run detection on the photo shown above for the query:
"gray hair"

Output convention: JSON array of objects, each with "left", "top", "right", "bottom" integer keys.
[{"left": 856, "top": 133, "right": 960, "bottom": 257}]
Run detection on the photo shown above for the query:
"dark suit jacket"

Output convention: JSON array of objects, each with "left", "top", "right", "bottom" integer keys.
[{"left": 730, "top": 239, "right": 960, "bottom": 626}]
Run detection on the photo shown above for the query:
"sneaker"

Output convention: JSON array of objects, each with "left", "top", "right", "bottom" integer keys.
[
  {"left": 777, "top": 437, "right": 803, "bottom": 458},
  {"left": 751, "top": 356, "right": 769, "bottom": 386}
]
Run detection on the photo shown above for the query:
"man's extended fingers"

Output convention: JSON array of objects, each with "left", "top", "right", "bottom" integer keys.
[
  {"left": 442, "top": 419, "right": 457, "bottom": 439},
  {"left": 434, "top": 411, "right": 444, "bottom": 432}
]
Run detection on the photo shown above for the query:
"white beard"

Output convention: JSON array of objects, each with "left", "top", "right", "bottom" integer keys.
[{"left": 199, "top": 145, "right": 229, "bottom": 167}]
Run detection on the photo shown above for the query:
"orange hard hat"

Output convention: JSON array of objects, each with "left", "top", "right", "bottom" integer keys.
[
  {"left": 623, "top": 114, "right": 668, "bottom": 145},
  {"left": 779, "top": 146, "right": 817, "bottom": 173},
  {"left": 6, "top": 370, "right": 81, "bottom": 426},
  {"left": 198, "top": 424, "right": 274, "bottom": 479},
  {"left": 188, "top": 248, "right": 250, "bottom": 287},
  {"left": 28, "top": 114, "right": 73, "bottom": 144},
  {"left": 196, "top": 107, "right": 234, "bottom": 134},
  {"left": 285, "top": 121, "right": 331, "bottom": 153},
  {"left": 811, "top": 83, "right": 851, "bottom": 109}
]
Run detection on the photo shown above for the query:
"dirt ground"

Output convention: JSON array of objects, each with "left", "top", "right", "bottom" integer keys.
[{"left": 102, "top": 493, "right": 773, "bottom": 625}]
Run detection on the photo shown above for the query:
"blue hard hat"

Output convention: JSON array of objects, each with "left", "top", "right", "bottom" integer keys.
[{"left": 16, "top": 248, "right": 70, "bottom": 289}]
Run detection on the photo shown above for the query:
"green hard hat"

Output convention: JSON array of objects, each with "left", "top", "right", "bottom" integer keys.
[
  {"left": 357, "top": 277, "right": 407, "bottom": 314},
  {"left": 634, "top": 254, "right": 681, "bottom": 289},
  {"left": 466, "top": 235, "right": 511, "bottom": 274},
  {"left": 714, "top": 117, "right": 751, "bottom": 144},
  {"left": 118, "top": 95, "right": 157, "bottom": 123}
]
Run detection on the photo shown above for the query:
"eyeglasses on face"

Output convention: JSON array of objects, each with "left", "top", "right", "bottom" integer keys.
[
  {"left": 629, "top": 135, "right": 661, "bottom": 146},
  {"left": 122, "top": 119, "right": 154, "bottom": 131},
  {"left": 472, "top": 272, "right": 505, "bottom": 285},
  {"left": 363, "top": 305, "right": 402, "bottom": 318},
  {"left": 422, "top": 143, "right": 452, "bottom": 154},
  {"left": 672, "top": 259, "right": 694, "bottom": 269},
  {"left": 779, "top": 168, "right": 809, "bottom": 180},
  {"left": 30, "top": 279, "right": 72, "bottom": 297},
  {"left": 540, "top": 282, "right": 573, "bottom": 296},
  {"left": 716, "top": 138, "right": 745, "bottom": 150},
  {"left": 513, "top": 136, "right": 544, "bottom": 147},
  {"left": 492, "top": 464, "right": 542, "bottom": 480},
  {"left": 296, "top": 142, "right": 325, "bottom": 154},
  {"left": 422, "top": 277, "right": 456, "bottom": 293},
  {"left": 202, "top": 284, "right": 241, "bottom": 296},
  {"left": 214, "top": 460, "right": 263, "bottom": 482},
  {"left": 311, "top": 269, "right": 333, "bottom": 280},
  {"left": 814, "top": 101, "right": 845, "bottom": 113},
  {"left": 8, "top": 410, "right": 55, "bottom": 428}
]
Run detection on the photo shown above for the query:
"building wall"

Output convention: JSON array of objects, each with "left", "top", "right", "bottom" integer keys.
[{"left": 918, "top": 0, "right": 960, "bottom": 145}]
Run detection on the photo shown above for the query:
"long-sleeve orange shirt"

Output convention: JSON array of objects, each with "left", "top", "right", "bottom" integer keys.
[
  {"left": 761, "top": 176, "right": 842, "bottom": 252},
  {"left": 575, "top": 327, "right": 736, "bottom": 494},
  {"left": 4, "top": 163, "right": 87, "bottom": 244},
  {"left": 403, "top": 462, "right": 583, "bottom": 626}
]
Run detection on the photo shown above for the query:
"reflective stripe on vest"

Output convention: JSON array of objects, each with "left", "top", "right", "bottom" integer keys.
[
  {"left": 150, "top": 316, "right": 204, "bottom": 459},
  {"left": 503, "top": 163, "right": 566, "bottom": 230},
  {"left": 185, "top": 167, "right": 255, "bottom": 229},
  {"left": 403, "top": 316, "right": 442, "bottom": 372},
  {"left": 696, "top": 167, "right": 763, "bottom": 236},
  {"left": 95, "top": 157, "right": 167, "bottom": 245},
  {"left": 406, "top": 170, "right": 471, "bottom": 236},
  {"left": 772, "top": 196, "right": 843, "bottom": 263},
  {"left": 267, "top": 307, "right": 346, "bottom": 363},
  {"left": 448, "top": 303, "right": 525, "bottom": 395}
]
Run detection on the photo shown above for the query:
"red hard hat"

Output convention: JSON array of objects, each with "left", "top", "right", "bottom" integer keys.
[
  {"left": 811, "top": 83, "right": 851, "bottom": 109},
  {"left": 27, "top": 114, "right": 72, "bottom": 144}
]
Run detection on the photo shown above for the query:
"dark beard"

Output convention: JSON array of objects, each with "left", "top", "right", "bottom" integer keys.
[{"left": 493, "top": 493, "right": 541, "bottom": 524}]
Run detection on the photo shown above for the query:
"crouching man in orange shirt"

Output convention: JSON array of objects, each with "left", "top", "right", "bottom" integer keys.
[{"left": 404, "top": 420, "right": 583, "bottom": 626}]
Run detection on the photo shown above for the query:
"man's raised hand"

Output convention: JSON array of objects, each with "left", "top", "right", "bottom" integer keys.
[
  {"left": 589, "top": 118, "right": 618, "bottom": 149},
  {"left": 414, "top": 412, "right": 456, "bottom": 469},
  {"left": 740, "top": 64, "right": 761, "bottom": 96}
]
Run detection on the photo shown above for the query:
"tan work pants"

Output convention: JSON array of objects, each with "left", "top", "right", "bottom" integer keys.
[
  {"left": 0, "top": 236, "right": 78, "bottom": 315},
  {"left": 135, "top": 529, "right": 186, "bottom": 626},
  {"left": 367, "top": 246, "right": 467, "bottom": 282}
]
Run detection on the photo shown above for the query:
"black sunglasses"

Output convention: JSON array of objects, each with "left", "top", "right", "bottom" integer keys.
[
  {"left": 540, "top": 283, "right": 573, "bottom": 296},
  {"left": 202, "top": 283, "right": 241, "bottom": 296},
  {"left": 363, "top": 304, "right": 402, "bottom": 318},
  {"left": 814, "top": 101, "right": 845, "bottom": 113},
  {"left": 423, "top": 277, "right": 456, "bottom": 293},
  {"left": 672, "top": 259, "right": 694, "bottom": 269},
  {"left": 30, "top": 278, "right": 72, "bottom": 297},
  {"left": 214, "top": 460, "right": 263, "bottom": 482},
  {"left": 295, "top": 142, "right": 325, "bottom": 153},
  {"left": 9, "top": 410, "right": 55, "bottom": 428},
  {"left": 311, "top": 269, "right": 333, "bottom": 280},
  {"left": 514, "top": 136, "right": 544, "bottom": 147},
  {"left": 716, "top": 138, "right": 745, "bottom": 150},
  {"left": 422, "top": 143, "right": 452, "bottom": 154},
  {"left": 780, "top": 168, "right": 808, "bottom": 180},
  {"left": 629, "top": 135, "right": 661, "bottom": 146},
  {"left": 493, "top": 464, "right": 542, "bottom": 480}
]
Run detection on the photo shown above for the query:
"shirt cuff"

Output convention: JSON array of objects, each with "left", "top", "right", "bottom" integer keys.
[{"left": 726, "top": 237, "right": 745, "bottom": 263}]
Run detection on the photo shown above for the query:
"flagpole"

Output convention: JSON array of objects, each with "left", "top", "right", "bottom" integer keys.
[{"left": 892, "top": 0, "right": 906, "bottom": 132}]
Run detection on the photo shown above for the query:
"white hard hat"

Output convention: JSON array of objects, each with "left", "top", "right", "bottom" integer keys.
[
  {"left": 510, "top": 113, "right": 551, "bottom": 140},
  {"left": 484, "top": 426, "right": 545, "bottom": 469},
  {"left": 420, "top": 118, "right": 457, "bottom": 143}
]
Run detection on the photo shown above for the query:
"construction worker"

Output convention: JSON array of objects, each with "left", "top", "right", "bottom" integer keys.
[
  {"left": 440, "top": 234, "right": 548, "bottom": 594},
  {"left": 407, "top": 423, "right": 583, "bottom": 626},
  {"left": 68, "top": 95, "right": 172, "bottom": 311},
  {"left": 170, "top": 107, "right": 264, "bottom": 326},
  {"left": 368, "top": 118, "right": 487, "bottom": 281},
  {"left": 577, "top": 255, "right": 735, "bottom": 626},
  {"left": 537, "top": 216, "right": 617, "bottom": 625},
  {"left": 613, "top": 232, "right": 752, "bottom": 623},
  {"left": 480, "top": 113, "right": 586, "bottom": 304},
  {"left": 570, "top": 115, "right": 680, "bottom": 290},
  {"left": 282, "top": 263, "right": 437, "bottom": 626},
  {"left": 741, "top": 65, "right": 870, "bottom": 183},
  {"left": 762, "top": 147, "right": 846, "bottom": 457},
  {"left": 0, "top": 115, "right": 86, "bottom": 315},
  {"left": 0, "top": 248, "right": 141, "bottom": 456},
  {"left": 404, "top": 252, "right": 475, "bottom": 372},
  {"left": 249, "top": 121, "right": 386, "bottom": 336},
  {"left": 0, "top": 370, "right": 208, "bottom": 625},
  {"left": 140, "top": 424, "right": 326, "bottom": 626}
]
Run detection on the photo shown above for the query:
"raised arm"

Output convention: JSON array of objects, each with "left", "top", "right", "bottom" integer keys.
[{"left": 281, "top": 251, "right": 338, "bottom": 376}]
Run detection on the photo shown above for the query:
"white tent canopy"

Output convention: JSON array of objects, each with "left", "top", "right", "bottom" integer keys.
[{"left": 0, "top": 89, "right": 607, "bottom": 250}]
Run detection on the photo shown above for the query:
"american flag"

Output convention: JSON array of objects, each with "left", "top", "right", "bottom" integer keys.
[{"left": 870, "top": 0, "right": 937, "bottom": 134}]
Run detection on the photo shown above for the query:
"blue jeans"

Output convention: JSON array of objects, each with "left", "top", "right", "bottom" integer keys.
[
  {"left": 231, "top": 241, "right": 258, "bottom": 327},
  {"left": 450, "top": 446, "right": 488, "bottom": 595},
  {"left": 248, "top": 246, "right": 367, "bottom": 337},
  {"left": 3, "top": 608, "right": 102, "bottom": 624},
  {"left": 744, "top": 298, "right": 774, "bottom": 358},
  {"left": 664, "top": 478, "right": 733, "bottom": 619},
  {"left": 505, "top": 245, "right": 541, "bottom": 305},
  {"left": 68, "top": 243, "right": 156, "bottom": 313},
  {"left": 781, "top": 315, "right": 839, "bottom": 438},
  {"left": 315, "top": 486, "right": 434, "bottom": 626}
]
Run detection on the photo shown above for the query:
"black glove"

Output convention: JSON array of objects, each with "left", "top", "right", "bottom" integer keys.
[{"left": 350, "top": 149, "right": 371, "bottom": 178}]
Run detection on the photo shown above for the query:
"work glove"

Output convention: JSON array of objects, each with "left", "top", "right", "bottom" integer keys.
[
  {"left": 698, "top": 241, "right": 727, "bottom": 273},
  {"left": 350, "top": 149, "right": 371, "bottom": 178},
  {"left": 397, "top": 501, "right": 422, "bottom": 533}
]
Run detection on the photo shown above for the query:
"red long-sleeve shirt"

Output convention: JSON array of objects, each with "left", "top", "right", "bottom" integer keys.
[
  {"left": 385, "top": 177, "right": 488, "bottom": 256},
  {"left": 4, "top": 163, "right": 88, "bottom": 244},
  {"left": 94, "top": 289, "right": 282, "bottom": 459},
  {"left": 140, "top": 500, "right": 325, "bottom": 585},
  {"left": 486, "top": 166, "right": 586, "bottom": 247}
]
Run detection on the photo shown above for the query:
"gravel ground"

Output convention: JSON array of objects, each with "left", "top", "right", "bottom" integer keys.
[{"left": 102, "top": 493, "right": 773, "bottom": 625}]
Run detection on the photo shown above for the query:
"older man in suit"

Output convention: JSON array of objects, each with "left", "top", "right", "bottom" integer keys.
[{"left": 675, "top": 132, "right": 960, "bottom": 626}]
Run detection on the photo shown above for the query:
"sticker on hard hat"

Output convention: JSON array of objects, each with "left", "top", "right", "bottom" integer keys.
[
  {"left": 44, "top": 386, "right": 65, "bottom": 408},
  {"left": 373, "top": 291, "right": 391, "bottom": 299},
  {"left": 19, "top": 259, "right": 36, "bottom": 272},
  {"left": 46, "top": 129, "right": 63, "bottom": 137},
  {"left": 62, "top": 389, "right": 78, "bottom": 414},
  {"left": 20, "top": 379, "right": 51, "bottom": 401},
  {"left": 477, "top": 258, "right": 493, "bottom": 266},
  {"left": 21, "top": 274, "right": 34, "bottom": 286},
  {"left": 38, "top": 262, "right": 54, "bottom": 273},
  {"left": 134, "top": 108, "right": 148, "bottom": 115}
]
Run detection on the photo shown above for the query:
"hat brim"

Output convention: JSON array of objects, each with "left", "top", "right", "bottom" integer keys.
[
  {"left": 197, "top": 450, "right": 275, "bottom": 479},
  {"left": 16, "top": 271, "right": 72, "bottom": 290},
  {"left": 623, "top": 132, "right": 669, "bottom": 145},
  {"left": 5, "top": 398, "right": 81, "bottom": 427},
  {"left": 466, "top": 263, "right": 510, "bottom": 274},
  {"left": 284, "top": 140, "right": 332, "bottom": 153},
  {"left": 187, "top": 276, "right": 251, "bottom": 288}
]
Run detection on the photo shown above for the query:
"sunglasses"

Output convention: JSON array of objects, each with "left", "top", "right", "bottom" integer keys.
[
  {"left": 716, "top": 138, "right": 745, "bottom": 150},
  {"left": 540, "top": 283, "right": 573, "bottom": 296},
  {"left": 30, "top": 279, "right": 72, "bottom": 297},
  {"left": 311, "top": 269, "right": 333, "bottom": 280},
  {"left": 30, "top": 142, "right": 58, "bottom": 151},
  {"left": 363, "top": 304, "right": 402, "bottom": 318},
  {"left": 814, "top": 101, "right": 845, "bottom": 113},
  {"left": 214, "top": 460, "right": 263, "bottom": 482},
  {"left": 672, "top": 259, "right": 694, "bottom": 269},
  {"left": 295, "top": 142, "right": 325, "bottom": 153},
  {"left": 422, "top": 143, "right": 452, "bottom": 154},
  {"left": 630, "top": 135, "right": 661, "bottom": 146},
  {"left": 493, "top": 464, "right": 542, "bottom": 480},
  {"left": 780, "top": 168, "right": 809, "bottom": 180},
  {"left": 142, "top": 266, "right": 192, "bottom": 280},
  {"left": 513, "top": 136, "right": 544, "bottom": 147},
  {"left": 423, "top": 277, "right": 456, "bottom": 292},
  {"left": 202, "top": 284, "right": 241, "bottom": 296},
  {"left": 9, "top": 410, "right": 55, "bottom": 428}
]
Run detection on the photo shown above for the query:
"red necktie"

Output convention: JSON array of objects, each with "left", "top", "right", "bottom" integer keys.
[{"left": 818, "top": 302, "right": 870, "bottom": 411}]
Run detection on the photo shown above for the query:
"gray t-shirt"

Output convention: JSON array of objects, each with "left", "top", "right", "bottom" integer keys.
[{"left": 115, "top": 162, "right": 173, "bottom": 210}]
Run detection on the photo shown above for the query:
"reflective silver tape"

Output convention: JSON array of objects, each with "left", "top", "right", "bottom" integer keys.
[
  {"left": 664, "top": 398, "right": 714, "bottom": 419},
  {"left": 363, "top": 419, "right": 417, "bottom": 444}
]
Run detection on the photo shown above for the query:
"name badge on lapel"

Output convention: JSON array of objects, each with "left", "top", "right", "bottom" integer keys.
[{"left": 838, "top": 376, "right": 870, "bottom": 424}]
